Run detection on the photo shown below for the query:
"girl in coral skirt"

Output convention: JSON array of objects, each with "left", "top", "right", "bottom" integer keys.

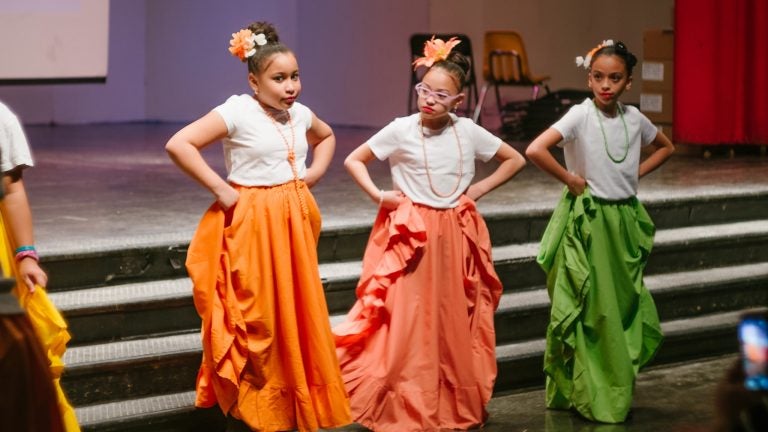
[
  {"left": 166, "top": 22, "right": 350, "bottom": 432},
  {"left": 333, "top": 37, "right": 526, "bottom": 431}
]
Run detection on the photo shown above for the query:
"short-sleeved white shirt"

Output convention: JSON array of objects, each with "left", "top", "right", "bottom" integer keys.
[
  {"left": 213, "top": 94, "right": 313, "bottom": 186},
  {"left": 0, "top": 101, "right": 34, "bottom": 173},
  {"left": 368, "top": 113, "right": 502, "bottom": 209},
  {"left": 552, "top": 98, "right": 658, "bottom": 200}
]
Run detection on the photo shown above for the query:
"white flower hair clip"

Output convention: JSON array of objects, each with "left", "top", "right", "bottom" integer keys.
[
  {"left": 575, "top": 39, "right": 614, "bottom": 69},
  {"left": 254, "top": 33, "right": 267, "bottom": 47}
]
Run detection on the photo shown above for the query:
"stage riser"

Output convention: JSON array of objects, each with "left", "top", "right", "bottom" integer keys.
[
  {"left": 58, "top": 226, "right": 768, "bottom": 345},
  {"left": 495, "top": 325, "right": 740, "bottom": 391},
  {"left": 64, "top": 353, "right": 200, "bottom": 406},
  {"left": 42, "top": 193, "right": 768, "bottom": 291},
  {"left": 61, "top": 273, "right": 767, "bottom": 407}
]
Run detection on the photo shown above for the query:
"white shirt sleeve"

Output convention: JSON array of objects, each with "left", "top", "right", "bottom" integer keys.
[
  {"left": 551, "top": 103, "right": 586, "bottom": 144},
  {"left": 639, "top": 111, "right": 659, "bottom": 147},
  {"left": 0, "top": 104, "right": 34, "bottom": 173},
  {"left": 367, "top": 118, "right": 405, "bottom": 161},
  {"left": 467, "top": 121, "right": 503, "bottom": 162}
]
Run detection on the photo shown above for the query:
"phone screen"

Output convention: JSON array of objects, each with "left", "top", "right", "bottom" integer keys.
[{"left": 738, "top": 312, "right": 768, "bottom": 391}]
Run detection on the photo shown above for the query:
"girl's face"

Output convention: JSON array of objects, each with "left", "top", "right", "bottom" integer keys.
[
  {"left": 417, "top": 68, "right": 464, "bottom": 125},
  {"left": 588, "top": 54, "right": 632, "bottom": 112},
  {"left": 249, "top": 52, "right": 301, "bottom": 111}
]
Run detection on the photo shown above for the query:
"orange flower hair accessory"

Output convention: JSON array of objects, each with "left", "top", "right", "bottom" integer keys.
[
  {"left": 412, "top": 36, "right": 461, "bottom": 69},
  {"left": 228, "top": 29, "right": 267, "bottom": 61},
  {"left": 575, "top": 39, "right": 614, "bottom": 69}
]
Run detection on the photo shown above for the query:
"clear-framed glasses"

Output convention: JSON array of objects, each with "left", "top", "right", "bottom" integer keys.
[{"left": 414, "top": 83, "right": 461, "bottom": 105}]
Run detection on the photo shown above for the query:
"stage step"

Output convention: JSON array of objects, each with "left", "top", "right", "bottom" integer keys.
[
  {"left": 51, "top": 219, "right": 768, "bottom": 345},
  {"left": 73, "top": 309, "right": 744, "bottom": 432},
  {"left": 40, "top": 190, "right": 768, "bottom": 291},
  {"left": 61, "top": 260, "right": 768, "bottom": 407}
]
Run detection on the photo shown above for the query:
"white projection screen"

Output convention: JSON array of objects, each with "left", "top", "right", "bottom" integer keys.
[{"left": 0, "top": 0, "right": 109, "bottom": 84}]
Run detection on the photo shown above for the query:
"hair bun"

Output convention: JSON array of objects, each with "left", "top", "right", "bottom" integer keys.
[{"left": 247, "top": 21, "right": 279, "bottom": 44}]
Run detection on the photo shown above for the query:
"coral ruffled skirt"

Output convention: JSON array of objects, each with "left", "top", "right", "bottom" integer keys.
[
  {"left": 185, "top": 181, "right": 350, "bottom": 432},
  {"left": 0, "top": 214, "right": 80, "bottom": 431},
  {"left": 333, "top": 196, "right": 502, "bottom": 432}
]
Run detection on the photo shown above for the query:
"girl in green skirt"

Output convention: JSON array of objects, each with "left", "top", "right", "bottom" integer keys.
[{"left": 525, "top": 40, "right": 675, "bottom": 423}]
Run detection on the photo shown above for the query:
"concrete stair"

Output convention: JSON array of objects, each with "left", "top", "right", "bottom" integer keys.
[{"left": 40, "top": 190, "right": 768, "bottom": 431}]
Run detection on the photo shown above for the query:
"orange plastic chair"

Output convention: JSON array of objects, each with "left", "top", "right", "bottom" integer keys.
[
  {"left": 408, "top": 33, "right": 479, "bottom": 118},
  {"left": 473, "top": 31, "right": 550, "bottom": 123}
]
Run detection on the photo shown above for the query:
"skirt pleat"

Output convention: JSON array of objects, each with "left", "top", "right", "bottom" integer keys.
[
  {"left": 334, "top": 196, "right": 502, "bottom": 432},
  {"left": 186, "top": 181, "right": 351, "bottom": 432}
]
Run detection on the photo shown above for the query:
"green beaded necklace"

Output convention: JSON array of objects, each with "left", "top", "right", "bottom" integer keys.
[{"left": 594, "top": 99, "right": 630, "bottom": 164}]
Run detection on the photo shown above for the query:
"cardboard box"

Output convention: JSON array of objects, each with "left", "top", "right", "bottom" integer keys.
[
  {"left": 643, "top": 29, "right": 674, "bottom": 60},
  {"left": 640, "top": 90, "right": 673, "bottom": 123},
  {"left": 641, "top": 60, "right": 674, "bottom": 91}
]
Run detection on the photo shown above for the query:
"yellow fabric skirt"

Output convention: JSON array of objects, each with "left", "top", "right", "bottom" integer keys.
[
  {"left": 0, "top": 214, "right": 80, "bottom": 431},
  {"left": 186, "top": 181, "right": 351, "bottom": 432}
]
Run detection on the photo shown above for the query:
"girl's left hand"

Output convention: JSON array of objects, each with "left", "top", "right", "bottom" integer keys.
[{"left": 18, "top": 258, "right": 47, "bottom": 293}]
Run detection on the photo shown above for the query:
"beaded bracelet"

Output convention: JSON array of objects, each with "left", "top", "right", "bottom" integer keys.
[
  {"left": 14, "top": 245, "right": 39, "bottom": 262},
  {"left": 15, "top": 249, "right": 39, "bottom": 262},
  {"left": 14, "top": 245, "right": 35, "bottom": 254}
]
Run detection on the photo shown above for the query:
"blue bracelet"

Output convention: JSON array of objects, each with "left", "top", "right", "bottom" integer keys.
[{"left": 14, "top": 245, "right": 36, "bottom": 254}]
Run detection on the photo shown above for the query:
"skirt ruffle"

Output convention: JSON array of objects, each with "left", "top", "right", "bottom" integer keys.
[
  {"left": 538, "top": 188, "right": 664, "bottom": 423},
  {"left": 186, "top": 181, "right": 350, "bottom": 432},
  {"left": 333, "top": 196, "right": 502, "bottom": 432}
]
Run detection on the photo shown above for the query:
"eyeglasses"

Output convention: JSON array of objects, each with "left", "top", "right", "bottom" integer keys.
[{"left": 414, "top": 83, "right": 462, "bottom": 104}]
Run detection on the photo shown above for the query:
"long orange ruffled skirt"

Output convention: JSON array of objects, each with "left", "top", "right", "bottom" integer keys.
[
  {"left": 333, "top": 196, "right": 503, "bottom": 432},
  {"left": 185, "top": 181, "right": 351, "bottom": 432},
  {"left": 0, "top": 214, "right": 80, "bottom": 431}
]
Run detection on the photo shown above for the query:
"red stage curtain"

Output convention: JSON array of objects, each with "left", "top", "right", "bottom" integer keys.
[{"left": 674, "top": 0, "right": 768, "bottom": 145}]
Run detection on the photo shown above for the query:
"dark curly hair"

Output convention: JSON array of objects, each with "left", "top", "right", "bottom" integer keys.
[
  {"left": 431, "top": 50, "right": 472, "bottom": 90},
  {"left": 241, "top": 21, "right": 293, "bottom": 74},
  {"left": 591, "top": 41, "right": 638, "bottom": 76}
]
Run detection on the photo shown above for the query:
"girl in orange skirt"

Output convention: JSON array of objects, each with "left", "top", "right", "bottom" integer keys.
[
  {"left": 165, "top": 22, "right": 350, "bottom": 432},
  {"left": 333, "top": 37, "right": 526, "bottom": 431}
]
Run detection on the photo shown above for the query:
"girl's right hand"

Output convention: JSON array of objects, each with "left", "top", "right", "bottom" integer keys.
[
  {"left": 566, "top": 173, "right": 587, "bottom": 196},
  {"left": 216, "top": 184, "right": 240, "bottom": 210},
  {"left": 378, "top": 190, "right": 405, "bottom": 210}
]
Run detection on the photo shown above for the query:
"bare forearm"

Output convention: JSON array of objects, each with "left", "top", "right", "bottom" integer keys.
[
  {"left": 471, "top": 152, "right": 526, "bottom": 199},
  {"left": 307, "top": 133, "right": 335, "bottom": 178},
  {"left": 166, "top": 139, "right": 230, "bottom": 197},
  {"left": 0, "top": 178, "right": 35, "bottom": 248},
  {"left": 344, "top": 158, "right": 380, "bottom": 203},
  {"left": 639, "top": 145, "right": 674, "bottom": 177}
]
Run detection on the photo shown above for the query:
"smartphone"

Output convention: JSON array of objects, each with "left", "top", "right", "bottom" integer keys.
[{"left": 738, "top": 308, "right": 768, "bottom": 391}]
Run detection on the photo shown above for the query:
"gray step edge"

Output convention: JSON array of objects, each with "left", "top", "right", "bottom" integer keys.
[{"left": 64, "top": 261, "right": 768, "bottom": 369}]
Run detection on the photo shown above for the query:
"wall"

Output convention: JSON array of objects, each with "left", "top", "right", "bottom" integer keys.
[
  {"left": 0, "top": 0, "right": 146, "bottom": 124},
  {"left": 0, "top": 0, "right": 673, "bottom": 127},
  {"left": 144, "top": 0, "right": 299, "bottom": 122}
]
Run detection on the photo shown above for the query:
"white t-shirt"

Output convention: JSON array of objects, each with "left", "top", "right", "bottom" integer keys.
[
  {"left": 213, "top": 94, "right": 313, "bottom": 187},
  {"left": 368, "top": 113, "right": 502, "bottom": 208},
  {"left": 0, "top": 101, "right": 34, "bottom": 173},
  {"left": 552, "top": 98, "right": 658, "bottom": 200}
]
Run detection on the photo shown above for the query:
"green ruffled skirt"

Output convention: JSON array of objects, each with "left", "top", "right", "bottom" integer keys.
[{"left": 537, "top": 188, "right": 664, "bottom": 423}]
